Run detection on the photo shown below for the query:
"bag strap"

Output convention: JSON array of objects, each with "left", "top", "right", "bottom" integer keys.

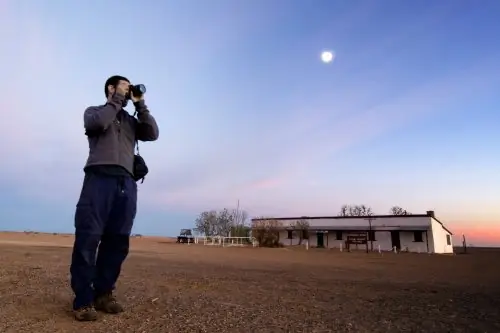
[
  {"left": 133, "top": 111, "right": 145, "bottom": 183},
  {"left": 134, "top": 110, "right": 140, "bottom": 156}
]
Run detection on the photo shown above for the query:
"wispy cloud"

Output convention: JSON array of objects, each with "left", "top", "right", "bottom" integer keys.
[{"left": 144, "top": 53, "right": 499, "bottom": 214}]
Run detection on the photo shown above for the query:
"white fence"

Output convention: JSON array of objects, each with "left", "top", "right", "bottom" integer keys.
[{"left": 195, "top": 236, "right": 258, "bottom": 247}]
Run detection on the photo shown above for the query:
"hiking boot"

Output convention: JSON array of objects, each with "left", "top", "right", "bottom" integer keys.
[
  {"left": 94, "top": 292, "right": 124, "bottom": 314},
  {"left": 73, "top": 305, "right": 98, "bottom": 321}
]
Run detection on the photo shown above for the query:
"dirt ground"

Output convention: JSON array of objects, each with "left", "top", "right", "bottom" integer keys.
[{"left": 0, "top": 232, "right": 499, "bottom": 333}]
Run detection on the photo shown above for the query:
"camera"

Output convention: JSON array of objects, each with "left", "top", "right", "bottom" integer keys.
[{"left": 127, "top": 84, "right": 146, "bottom": 99}]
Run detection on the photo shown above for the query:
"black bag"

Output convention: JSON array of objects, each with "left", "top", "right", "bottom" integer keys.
[{"left": 133, "top": 140, "right": 149, "bottom": 183}]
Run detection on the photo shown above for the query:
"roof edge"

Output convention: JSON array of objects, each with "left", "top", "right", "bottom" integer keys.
[
  {"left": 431, "top": 217, "right": 453, "bottom": 235},
  {"left": 251, "top": 214, "right": 430, "bottom": 221}
]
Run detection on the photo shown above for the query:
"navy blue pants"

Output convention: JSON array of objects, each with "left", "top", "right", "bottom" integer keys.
[{"left": 70, "top": 172, "right": 137, "bottom": 310}]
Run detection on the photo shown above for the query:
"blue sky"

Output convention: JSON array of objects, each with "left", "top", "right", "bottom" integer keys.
[{"left": 1, "top": 0, "right": 499, "bottom": 245}]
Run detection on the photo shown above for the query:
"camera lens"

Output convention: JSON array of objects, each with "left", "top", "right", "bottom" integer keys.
[
  {"left": 136, "top": 84, "right": 146, "bottom": 94},
  {"left": 127, "top": 84, "right": 146, "bottom": 99}
]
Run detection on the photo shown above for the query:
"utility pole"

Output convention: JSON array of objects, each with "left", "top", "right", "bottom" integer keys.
[
  {"left": 364, "top": 216, "right": 377, "bottom": 251},
  {"left": 236, "top": 199, "right": 240, "bottom": 223}
]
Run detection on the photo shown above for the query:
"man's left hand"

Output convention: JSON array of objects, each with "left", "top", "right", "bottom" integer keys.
[{"left": 130, "top": 91, "right": 144, "bottom": 103}]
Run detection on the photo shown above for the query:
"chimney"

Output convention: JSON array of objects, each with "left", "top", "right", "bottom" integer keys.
[{"left": 426, "top": 210, "right": 435, "bottom": 218}]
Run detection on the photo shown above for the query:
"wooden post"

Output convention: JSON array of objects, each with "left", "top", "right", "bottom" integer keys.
[
  {"left": 462, "top": 234, "right": 467, "bottom": 254},
  {"left": 364, "top": 217, "right": 376, "bottom": 252},
  {"left": 425, "top": 230, "right": 429, "bottom": 253}
]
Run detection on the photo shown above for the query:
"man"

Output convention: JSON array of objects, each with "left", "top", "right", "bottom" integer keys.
[{"left": 70, "top": 75, "right": 159, "bottom": 321}]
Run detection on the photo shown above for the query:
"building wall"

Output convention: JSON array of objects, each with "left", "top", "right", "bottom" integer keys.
[
  {"left": 398, "top": 231, "right": 429, "bottom": 252},
  {"left": 276, "top": 216, "right": 432, "bottom": 229},
  {"left": 429, "top": 219, "right": 454, "bottom": 254},
  {"left": 280, "top": 231, "right": 304, "bottom": 246},
  {"left": 272, "top": 216, "right": 453, "bottom": 254},
  {"left": 280, "top": 230, "right": 430, "bottom": 252}
]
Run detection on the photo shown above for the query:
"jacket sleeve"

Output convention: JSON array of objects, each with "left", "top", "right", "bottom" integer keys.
[
  {"left": 134, "top": 100, "right": 159, "bottom": 141},
  {"left": 84, "top": 93, "right": 125, "bottom": 132}
]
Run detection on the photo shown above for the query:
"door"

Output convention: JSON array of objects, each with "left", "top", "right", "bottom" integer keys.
[
  {"left": 316, "top": 232, "right": 324, "bottom": 248},
  {"left": 390, "top": 231, "right": 401, "bottom": 250}
]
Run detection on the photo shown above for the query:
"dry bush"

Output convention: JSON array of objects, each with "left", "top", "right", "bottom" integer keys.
[
  {"left": 251, "top": 218, "right": 283, "bottom": 247},
  {"left": 291, "top": 219, "right": 310, "bottom": 245}
]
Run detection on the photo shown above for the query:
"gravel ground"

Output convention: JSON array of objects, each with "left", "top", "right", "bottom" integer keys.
[{"left": 0, "top": 236, "right": 499, "bottom": 333}]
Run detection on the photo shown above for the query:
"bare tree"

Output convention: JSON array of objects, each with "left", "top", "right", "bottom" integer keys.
[
  {"left": 195, "top": 207, "right": 252, "bottom": 238},
  {"left": 230, "top": 209, "right": 250, "bottom": 238},
  {"left": 216, "top": 208, "right": 234, "bottom": 237},
  {"left": 194, "top": 210, "right": 218, "bottom": 236},
  {"left": 338, "top": 204, "right": 374, "bottom": 216},
  {"left": 194, "top": 208, "right": 251, "bottom": 237},
  {"left": 232, "top": 208, "right": 248, "bottom": 225},
  {"left": 230, "top": 224, "right": 251, "bottom": 238},
  {"left": 338, "top": 204, "right": 349, "bottom": 217},
  {"left": 291, "top": 218, "right": 310, "bottom": 245},
  {"left": 390, "top": 206, "right": 412, "bottom": 215}
]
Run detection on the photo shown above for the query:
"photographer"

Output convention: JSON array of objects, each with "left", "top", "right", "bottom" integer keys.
[{"left": 70, "top": 75, "right": 159, "bottom": 321}]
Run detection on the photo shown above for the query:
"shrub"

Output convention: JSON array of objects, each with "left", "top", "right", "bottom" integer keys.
[{"left": 251, "top": 218, "right": 283, "bottom": 247}]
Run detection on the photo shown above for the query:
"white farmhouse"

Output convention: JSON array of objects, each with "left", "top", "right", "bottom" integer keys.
[{"left": 252, "top": 211, "right": 453, "bottom": 254}]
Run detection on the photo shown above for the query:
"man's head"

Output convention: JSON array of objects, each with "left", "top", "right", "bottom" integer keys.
[
  {"left": 105, "top": 75, "right": 131, "bottom": 107},
  {"left": 104, "top": 75, "right": 130, "bottom": 98}
]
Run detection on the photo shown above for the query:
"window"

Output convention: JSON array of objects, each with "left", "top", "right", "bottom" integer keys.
[
  {"left": 413, "top": 231, "right": 423, "bottom": 242},
  {"left": 446, "top": 234, "right": 451, "bottom": 245},
  {"left": 335, "top": 231, "right": 342, "bottom": 240},
  {"left": 368, "top": 231, "right": 376, "bottom": 241},
  {"left": 287, "top": 230, "right": 294, "bottom": 239}
]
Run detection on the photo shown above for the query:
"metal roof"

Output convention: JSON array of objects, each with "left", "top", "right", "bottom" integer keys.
[{"left": 283, "top": 225, "right": 430, "bottom": 231}]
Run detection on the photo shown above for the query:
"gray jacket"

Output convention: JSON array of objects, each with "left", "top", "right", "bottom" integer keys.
[{"left": 83, "top": 93, "right": 159, "bottom": 175}]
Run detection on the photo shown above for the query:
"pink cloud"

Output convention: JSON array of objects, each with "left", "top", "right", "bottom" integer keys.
[{"left": 246, "top": 177, "right": 285, "bottom": 190}]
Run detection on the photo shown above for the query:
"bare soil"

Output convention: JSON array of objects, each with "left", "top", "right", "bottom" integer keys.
[{"left": 0, "top": 232, "right": 499, "bottom": 333}]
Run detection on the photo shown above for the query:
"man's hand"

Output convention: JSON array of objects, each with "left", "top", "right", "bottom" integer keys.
[{"left": 130, "top": 89, "right": 145, "bottom": 103}]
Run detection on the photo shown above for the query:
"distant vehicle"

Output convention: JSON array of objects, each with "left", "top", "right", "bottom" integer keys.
[{"left": 176, "top": 229, "right": 194, "bottom": 243}]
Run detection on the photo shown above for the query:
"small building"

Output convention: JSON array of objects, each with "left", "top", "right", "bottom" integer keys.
[{"left": 251, "top": 211, "right": 453, "bottom": 254}]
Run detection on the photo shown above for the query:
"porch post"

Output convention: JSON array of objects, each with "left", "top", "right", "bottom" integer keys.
[{"left": 425, "top": 230, "right": 429, "bottom": 253}]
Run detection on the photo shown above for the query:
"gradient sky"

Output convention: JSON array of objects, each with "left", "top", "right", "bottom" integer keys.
[{"left": 1, "top": 0, "right": 499, "bottom": 246}]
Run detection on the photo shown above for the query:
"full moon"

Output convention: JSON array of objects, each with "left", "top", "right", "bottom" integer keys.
[{"left": 321, "top": 50, "right": 335, "bottom": 63}]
